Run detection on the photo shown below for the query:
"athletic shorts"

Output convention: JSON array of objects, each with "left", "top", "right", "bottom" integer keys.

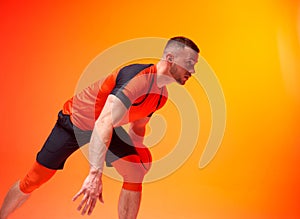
[{"left": 36, "top": 111, "right": 139, "bottom": 170}]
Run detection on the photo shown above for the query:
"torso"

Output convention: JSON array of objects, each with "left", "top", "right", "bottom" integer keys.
[{"left": 63, "top": 64, "right": 168, "bottom": 130}]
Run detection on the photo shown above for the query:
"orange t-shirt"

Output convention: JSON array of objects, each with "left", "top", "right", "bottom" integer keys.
[{"left": 63, "top": 64, "right": 168, "bottom": 130}]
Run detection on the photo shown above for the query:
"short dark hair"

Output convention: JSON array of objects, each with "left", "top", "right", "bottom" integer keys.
[{"left": 166, "top": 36, "right": 200, "bottom": 53}]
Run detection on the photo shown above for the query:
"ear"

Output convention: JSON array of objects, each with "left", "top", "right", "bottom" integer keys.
[{"left": 166, "top": 53, "right": 174, "bottom": 63}]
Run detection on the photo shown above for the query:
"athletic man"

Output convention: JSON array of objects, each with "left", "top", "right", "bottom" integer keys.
[{"left": 0, "top": 36, "right": 199, "bottom": 219}]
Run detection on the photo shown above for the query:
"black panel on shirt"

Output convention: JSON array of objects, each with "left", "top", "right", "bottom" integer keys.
[{"left": 110, "top": 64, "right": 153, "bottom": 108}]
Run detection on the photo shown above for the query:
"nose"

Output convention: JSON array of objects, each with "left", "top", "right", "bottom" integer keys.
[{"left": 190, "top": 67, "right": 196, "bottom": 74}]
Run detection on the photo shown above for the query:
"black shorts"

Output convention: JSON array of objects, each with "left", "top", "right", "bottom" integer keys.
[{"left": 36, "top": 111, "right": 138, "bottom": 170}]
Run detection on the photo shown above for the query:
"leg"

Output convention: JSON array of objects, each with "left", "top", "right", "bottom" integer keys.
[
  {"left": 0, "top": 181, "right": 29, "bottom": 219},
  {"left": 112, "top": 155, "right": 150, "bottom": 219},
  {"left": 0, "top": 162, "right": 56, "bottom": 219},
  {"left": 118, "top": 189, "right": 141, "bottom": 219},
  {"left": 106, "top": 127, "right": 152, "bottom": 218},
  {"left": 0, "top": 111, "right": 89, "bottom": 218}
]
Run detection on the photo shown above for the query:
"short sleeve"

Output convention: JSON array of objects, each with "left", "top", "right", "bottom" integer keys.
[{"left": 110, "top": 64, "right": 153, "bottom": 108}]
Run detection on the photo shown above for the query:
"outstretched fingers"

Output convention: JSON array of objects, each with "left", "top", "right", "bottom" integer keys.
[
  {"left": 73, "top": 191, "right": 101, "bottom": 216},
  {"left": 87, "top": 198, "right": 97, "bottom": 215},
  {"left": 72, "top": 189, "right": 85, "bottom": 202},
  {"left": 73, "top": 173, "right": 104, "bottom": 216},
  {"left": 77, "top": 193, "right": 89, "bottom": 213}
]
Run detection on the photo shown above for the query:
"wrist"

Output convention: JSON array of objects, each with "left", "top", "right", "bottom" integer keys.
[{"left": 89, "top": 167, "right": 102, "bottom": 177}]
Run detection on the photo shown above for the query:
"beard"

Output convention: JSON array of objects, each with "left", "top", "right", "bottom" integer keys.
[
  {"left": 170, "top": 63, "right": 186, "bottom": 85},
  {"left": 170, "top": 63, "right": 185, "bottom": 85}
]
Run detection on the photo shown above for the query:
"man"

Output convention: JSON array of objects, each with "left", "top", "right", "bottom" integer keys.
[{"left": 0, "top": 36, "right": 199, "bottom": 219}]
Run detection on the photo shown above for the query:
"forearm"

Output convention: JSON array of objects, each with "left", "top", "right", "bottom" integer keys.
[
  {"left": 73, "top": 95, "right": 128, "bottom": 215},
  {"left": 89, "top": 118, "right": 113, "bottom": 176}
]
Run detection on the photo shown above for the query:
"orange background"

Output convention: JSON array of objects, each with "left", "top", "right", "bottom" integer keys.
[{"left": 1, "top": 0, "right": 300, "bottom": 218}]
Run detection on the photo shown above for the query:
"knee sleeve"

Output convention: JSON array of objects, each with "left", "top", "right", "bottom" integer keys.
[
  {"left": 112, "top": 154, "right": 152, "bottom": 192},
  {"left": 122, "top": 182, "right": 143, "bottom": 192},
  {"left": 19, "top": 161, "right": 56, "bottom": 194}
]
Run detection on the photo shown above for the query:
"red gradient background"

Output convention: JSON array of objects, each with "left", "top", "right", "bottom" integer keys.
[{"left": 1, "top": 0, "right": 300, "bottom": 218}]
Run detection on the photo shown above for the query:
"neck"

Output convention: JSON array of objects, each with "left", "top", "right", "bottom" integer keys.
[{"left": 156, "top": 60, "right": 175, "bottom": 88}]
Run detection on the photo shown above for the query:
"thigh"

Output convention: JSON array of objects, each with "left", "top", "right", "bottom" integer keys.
[
  {"left": 111, "top": 154, "right": 147, "bottom": 183},
  {"left": 105, "top": 127, "right": 152, "bottom": 170},
  {"left": 36, "top": 111, "right": 91, "bottom": 170},
  {"left": 105, "top": 127, "right": 138, "bottom": 167},
  {"left": 36, "top": 122, "right": 79, "bottom": 170}
]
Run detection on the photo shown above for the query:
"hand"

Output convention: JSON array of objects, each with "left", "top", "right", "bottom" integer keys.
[{"left": 72, "top": 171, "right": 104, "bottom": 216}]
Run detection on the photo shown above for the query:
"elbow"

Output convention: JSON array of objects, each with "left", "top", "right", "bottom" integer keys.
[
  {"left": 95, "top": 116, "right": 122, "bottom": 129},
  {"left": 94, "top": 118, "right": 112, "bottom": 146},
  {"left": 95, "top": 116, "right": 112, "bottom": 129}
]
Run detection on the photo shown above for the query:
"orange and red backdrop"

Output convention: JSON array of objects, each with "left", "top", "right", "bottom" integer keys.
[{"left": 1, "top": 0, "right": 299, "bottom": 218}]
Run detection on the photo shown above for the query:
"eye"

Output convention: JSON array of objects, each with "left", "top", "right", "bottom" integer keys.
[{"left": 186, "top": 61, "right": 193, "bottom": 67}]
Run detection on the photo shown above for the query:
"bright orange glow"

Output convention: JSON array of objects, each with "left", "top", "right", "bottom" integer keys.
[{"left": 0, "top": 0, "right": 299, "bottom": 218}]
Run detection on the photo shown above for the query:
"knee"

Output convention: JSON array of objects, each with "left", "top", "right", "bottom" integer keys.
[
  {"left": 113, "top": 156, "right": 151, "bottom": 192},
  {"left": 19, "top": 161, "right": 56, "bottom": 194},
  {"left": 122, "top": 182, "right": 143, "bottom": 192},
  {"left": 122, "top": 165, "right": 147, "bottom": 192}
]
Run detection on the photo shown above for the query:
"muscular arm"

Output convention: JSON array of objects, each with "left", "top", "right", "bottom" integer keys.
[
  {"left": 89, "top": 94, "right": 129, "bottom": 173},
  {"left": 73, "top": 94, "right": 129, "bottom": 215}
]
